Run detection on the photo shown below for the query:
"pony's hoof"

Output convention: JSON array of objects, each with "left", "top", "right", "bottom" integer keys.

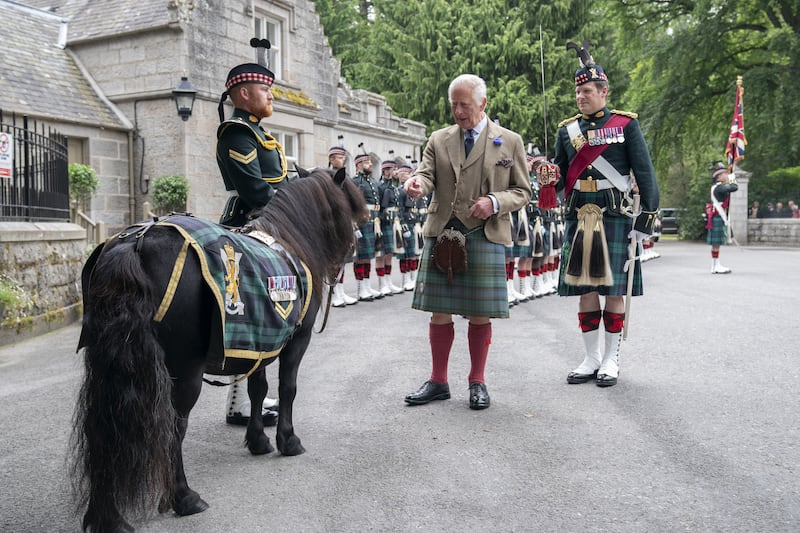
[
  {"left": 278, "top": 434, "right": 306, "bottom": 456},
  {"left": 246, "top": 433, "right": 275, "bottom": 455},
  {"left": 173, "top": 491, "right": 209, "bottom": 517}
]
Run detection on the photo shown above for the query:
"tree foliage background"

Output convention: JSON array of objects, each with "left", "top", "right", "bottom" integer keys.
[{"left": 316, "top": 0, "right": 800, "bottom": 231}]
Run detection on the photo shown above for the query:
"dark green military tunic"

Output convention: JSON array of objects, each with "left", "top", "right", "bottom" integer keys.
[
  {"left": 379, "top": 178, "right": 404, "bottom": 253},
  {"left": 352, "top": 171, "right": 383, "bottom": 260},
  {"left": 706, "top": 182, "right": 738, "bottom": 245},
  {"left": 553, "top": 107, "right": 660, "bottom": 297},
  {"left": 217, "top": 108, "right": 288, "bottom": 226},
  {"left": 398, "top": 188, "right": 427, "bottom": 259}
]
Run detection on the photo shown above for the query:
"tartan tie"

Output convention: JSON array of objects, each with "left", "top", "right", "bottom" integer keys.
[{"left": 464, "top": 129, "right": 475, "bottom": 156}]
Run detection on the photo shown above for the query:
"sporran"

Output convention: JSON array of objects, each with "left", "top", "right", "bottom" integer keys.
[{"left": 432, "top": 228, "right": 468, "bottom": 284}]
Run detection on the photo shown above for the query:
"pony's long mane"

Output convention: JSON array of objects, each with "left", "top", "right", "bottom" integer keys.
[{"left": 248, "top": 168, "right": 367, "bottom": 299}]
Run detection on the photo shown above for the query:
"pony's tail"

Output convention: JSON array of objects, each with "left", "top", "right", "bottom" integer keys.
[{"left": 71, "top": 241, "right": 176, "bottom": 532}]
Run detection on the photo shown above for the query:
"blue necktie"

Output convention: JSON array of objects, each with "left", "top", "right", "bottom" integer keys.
[{"left": 464, "top": 129, "right": 475, "bottom": 156}]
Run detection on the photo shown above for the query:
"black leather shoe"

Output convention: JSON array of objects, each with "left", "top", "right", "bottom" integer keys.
[
  {"left": 404, "top": 380, "right": 450, "bottom": 405},
  {"left": 226, "top": 408, "right": 279, "bottom": 426},
  {"left": 567, "top": 370, "right": 598, "bottom": 384},
  {"left": 468, "top": 382, "right": 490, "bottom": 410},
  {"left": 596, "top": 374, "right": 618, "bottom": 387}
]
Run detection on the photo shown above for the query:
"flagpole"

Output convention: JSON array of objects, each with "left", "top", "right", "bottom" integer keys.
[
  {"left": 729, "top": 76, "right": 743, "bottom": 177},
  {"left": 726, "top": 75, "right": 744, "bottom": 247},
  {"left": 539, "top": 25, "right": 548, "bottom": 156}
]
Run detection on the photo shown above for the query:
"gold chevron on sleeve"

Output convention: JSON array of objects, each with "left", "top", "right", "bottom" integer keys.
[{"left": 229, "top": 148, "right": 257, "bottom": 164}]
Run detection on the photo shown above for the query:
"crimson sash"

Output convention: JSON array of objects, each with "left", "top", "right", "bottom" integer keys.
[{"left": 565, "top": 114, "right": 632, "bottom": 196}]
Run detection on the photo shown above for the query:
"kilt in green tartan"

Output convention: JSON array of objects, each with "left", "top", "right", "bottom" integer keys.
[
  {"left": 706, "top": 215, "right": 728, "bottom": 246},
  {"left": 558, "top": 206, "right": 643, "bottom": 297},
  {"left": 542, "top": 220, "right": 553, "bottom": 256},
  {"left": 510, "top": 211, "right": 532, "bottom": 257},
  {"left": 380, "top": 219, "right": 402, "bottom": 253},
  {"left": 355, "top": 213, "right": 380, "bottom": 261},
  {"left": 511, "top": 241, "right": 532, "bottom": 257},
  {"left": 412, "top": 228, "right": 509, "bottom": 318},
  {"left": 400, "top": 223, "right": 422, "bottom": 260}
]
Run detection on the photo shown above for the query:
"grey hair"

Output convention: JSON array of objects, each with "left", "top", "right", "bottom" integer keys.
[{"left": 448, "top": 74, "right": 486, "bottom": 106}]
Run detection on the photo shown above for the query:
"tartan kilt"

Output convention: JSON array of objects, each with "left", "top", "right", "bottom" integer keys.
[
  {"left": 380, "top": 219, "right": 401, "bottom": 253},
  {"left": 355, "top": 215, "right": 380, "bottom": 261},
  {"left": 706, "top": 215, "right": 728, "bottom": 246},
  {"left": 511, "top": 241, "right": 532, "bottom": 258},
  {"left": 509, "top": 211, "right": 531, "bottom": 257},
  {"left": 400, "top": 227, "right": 420, "bottom": 259},
  {"left": 412, "top": 230, "right": 509, "bottom": 318},
  {"left": 558, "top": 211, "right": 643, "bottom": 297},
  {"left": 542, "top": 221, "right": 553, "bottom": 256}
]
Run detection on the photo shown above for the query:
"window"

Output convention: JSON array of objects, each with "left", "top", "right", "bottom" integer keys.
[
  {"left": 267, "top": 130, "right": 298, "bottom": 167},
  {"left": 254, "top": 15, "right": 282, "bottom": 80}
]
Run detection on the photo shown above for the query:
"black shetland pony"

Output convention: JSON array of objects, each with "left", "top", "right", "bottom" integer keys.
[{"left": 71, "top": 168, "right": 367, "bottom": 532}]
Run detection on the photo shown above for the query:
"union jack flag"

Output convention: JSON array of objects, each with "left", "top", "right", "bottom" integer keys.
[{"left": 725, "top": 81, "right": 746, "bottom": 167}]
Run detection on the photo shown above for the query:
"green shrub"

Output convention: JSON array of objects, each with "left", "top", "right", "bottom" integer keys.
[
  {"left": 750, "top": 166, "right": 800, "bottom": 205},
  {"left": 68, "top": 163, "right": 99, "bottom": 204},
  {"left": 152, "top": 175, "right": 189, "bottom": 213},
  {"left": 0, "top": 275, "right": 23, "bottom": 319}
]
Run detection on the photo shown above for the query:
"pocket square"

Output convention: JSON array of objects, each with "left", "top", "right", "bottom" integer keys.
[{"left": 496, "top": 159, "right": 513, "bottom": 168}]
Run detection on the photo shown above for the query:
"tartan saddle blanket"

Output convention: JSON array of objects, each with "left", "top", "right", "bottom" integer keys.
[{"left": 147, "top": 215, "right": 312, "bottom": 364}]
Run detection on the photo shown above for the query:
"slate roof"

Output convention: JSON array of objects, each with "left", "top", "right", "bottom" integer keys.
[
  {"left": 22, "top": 0, "right": 175, "bottom": 42},
  {"left": 0, "top": 1, "right": 127, "bottom": 129}
]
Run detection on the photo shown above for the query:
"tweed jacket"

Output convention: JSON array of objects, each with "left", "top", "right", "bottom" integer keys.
[{"left": 412, "top": 120, "right": 531, "bottom": 246}]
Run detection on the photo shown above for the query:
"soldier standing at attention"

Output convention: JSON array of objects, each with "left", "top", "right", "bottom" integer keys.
[
  {"left": 327, "top": 145, "right": 359, "bottom": 307},
  {"left": 553, "top": 41, "right": 659, "bottom": 388},
  {"left": 215, "top": 39, "right": 284, "bottom": 425},
  {"left": 396, "top": 163, "right": 425, "bottom": 291},
  {"left": 351, "top": 150, "right": 385, "bottom": 301},
  {"left": 706, "top": 162, "right": 738, "bottom": 274},
  {"left": 377, "top": 160, "right": 405, "bottom": 297},
  {"left": 517, "top": 149, "right": 547, "bottom": 299}
]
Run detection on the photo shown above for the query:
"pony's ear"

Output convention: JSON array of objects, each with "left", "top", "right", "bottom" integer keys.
[
  {"left": 333, "top": 167, "right": 347, "bottom": 186},
  {"left": 295, "top": 163, "right": 310, "bottom": 178}
]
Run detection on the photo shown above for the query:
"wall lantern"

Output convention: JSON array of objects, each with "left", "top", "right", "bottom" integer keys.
[{"left": 172, "top": 76, "right": 197, "bottom": 121}]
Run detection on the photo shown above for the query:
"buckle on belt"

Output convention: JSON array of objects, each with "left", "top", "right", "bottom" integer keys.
[{"left": 578, "top": 178, "right": 597, "bottom": 192}]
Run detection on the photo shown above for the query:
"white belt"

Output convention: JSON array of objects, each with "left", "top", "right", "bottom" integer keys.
[{"left": 573, "top": 178, "right": 614, "bottom": 192}]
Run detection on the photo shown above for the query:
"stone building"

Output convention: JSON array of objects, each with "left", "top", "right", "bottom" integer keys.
[
  {"left": 0, "top": 0, "right": 426, "bottom": 343},
  {"left": 1, "top": 0, "right": 427, "bottom": 231}
]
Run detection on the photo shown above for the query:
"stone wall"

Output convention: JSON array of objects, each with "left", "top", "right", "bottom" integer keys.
[
  {"left": 747, "top": 218, "right": 800, "bottom": 247},
  {"left": 0, "top": 223, "right": 86, "bottom": 345}
]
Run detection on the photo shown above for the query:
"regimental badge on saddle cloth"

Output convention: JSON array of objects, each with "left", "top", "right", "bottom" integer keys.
[
  {"left": 219, "top": 235, "right": 298, "bottom": 321},
  {"left": 221, "top": 241, "right": 245, "bottom": 316}
]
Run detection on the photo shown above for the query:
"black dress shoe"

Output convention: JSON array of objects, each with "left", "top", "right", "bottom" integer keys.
[
  {"left": 596, "top": 374, "right": 618, "bottom": 387},
  {"left": 468, "top": 382, "right": 490, "bottom": 410},
  {"left": 567, "top": 370, "right": 598, "bottom": 384},
  {"left": 404, "top": 380, "right": 450, "bottom": 405}
]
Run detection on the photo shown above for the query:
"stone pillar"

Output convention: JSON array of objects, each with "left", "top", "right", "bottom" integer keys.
[{"left": 731, "top": 168, "right": 751, "bottom": 245}]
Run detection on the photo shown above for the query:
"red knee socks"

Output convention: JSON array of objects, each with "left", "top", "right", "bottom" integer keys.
[
  {"left": 467, "top": 322, "right": 492, "bottom": 384},
  {"left": 429, "top": 322, "right": 455, "bottom": 384}
]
